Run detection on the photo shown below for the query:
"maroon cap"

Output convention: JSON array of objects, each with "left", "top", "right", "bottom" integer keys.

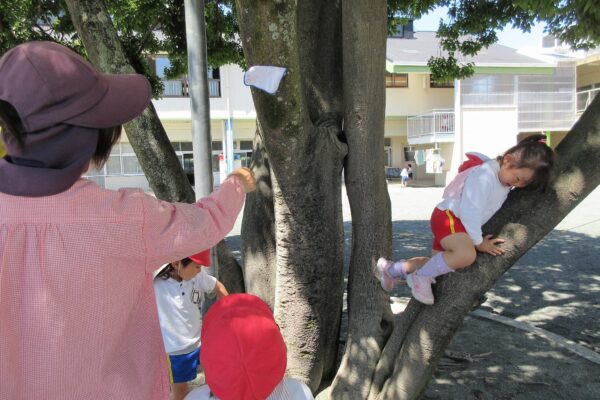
[
  {"left": 0, "top": 41, "right": 151, "bottom": 132},
  {"left": 201, "top": 294, "right": 287, "bottom": 400},
  {"left": 0, "top": 41, "right": 151, "bottom": 197}
]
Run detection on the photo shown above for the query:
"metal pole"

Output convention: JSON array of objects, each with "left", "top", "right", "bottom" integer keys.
[
  {"left": 184, "top": 0, "right": 219, "bottom": 291},
  {"left": 184, "top": 0, "right": 213, "bottom": 199}
]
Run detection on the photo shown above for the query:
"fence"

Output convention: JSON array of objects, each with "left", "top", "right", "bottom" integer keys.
[
  {"left": 161, "top": 78, "right": 221, "bottom": 97},
  {"left": 407, "top": 109, "right": 455, "bottom": 141}
]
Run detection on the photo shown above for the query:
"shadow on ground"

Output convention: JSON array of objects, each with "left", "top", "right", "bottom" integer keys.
[{"left": 224, "top": 220, "right": 600, "bottom": 399}]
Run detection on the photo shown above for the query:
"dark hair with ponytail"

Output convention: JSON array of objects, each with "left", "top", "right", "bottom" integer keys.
[{"left": 499, "top": 134, "right": 556, "bottom": 190}]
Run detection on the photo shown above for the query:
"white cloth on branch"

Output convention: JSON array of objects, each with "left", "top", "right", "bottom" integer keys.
[{"left": 244, "top": 65, "right": 287, "bottom": 94}]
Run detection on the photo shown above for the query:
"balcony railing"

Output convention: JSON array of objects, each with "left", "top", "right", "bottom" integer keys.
[
  {"left": 577, "top": 87, "right": 599, "bottom": 114},
  {"left": 161, "top": 78, "right": 221, "bottom": 98},
  {"left": 407, "top": 109, "right": 455, "bottom": 144}
]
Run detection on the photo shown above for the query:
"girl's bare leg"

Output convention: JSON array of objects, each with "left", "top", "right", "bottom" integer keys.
[{"left": 439, "top": 232, "right": 477, "bottom": 270}]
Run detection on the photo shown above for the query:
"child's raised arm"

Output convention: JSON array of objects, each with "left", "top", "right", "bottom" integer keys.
[
  {"left": 213, "top": 280, "right": 229, "bottom": 299},
  {"left": 141, "top": 173, "right": 253, "bottom": 271}
]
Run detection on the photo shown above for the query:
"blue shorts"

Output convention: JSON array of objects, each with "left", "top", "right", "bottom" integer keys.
[{"left": 167, "top": 347, "right": 200, "bottom": 383}]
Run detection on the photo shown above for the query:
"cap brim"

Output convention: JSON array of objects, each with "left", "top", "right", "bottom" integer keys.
[
  {"left": 65, "top": 73, "right": 151, "bottom": 128},
  {"left": 153, "top": 263, "right": 170, "bottom": 279}
]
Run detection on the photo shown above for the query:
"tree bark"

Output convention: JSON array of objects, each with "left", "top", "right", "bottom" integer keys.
[
  {"left": 236, "top": 0, "right": 348, "bottom": 390},
  {"left": 235, "top": 2, "right": 600, "bottom": 396},
  {"left": 67, "top": 1, "right": 600, "bottom": 398},
  {"left": 241, "top": 133, "right": 278, "bottom": 307},
  {"left": 64, "top": 0, "right": 195, "bottom": 203},
  {"left": 328, "top": 1, "right": 394, "bottom": 399},
  {"left": 215, "top": 240, "right": 245, "bottom": 294}
]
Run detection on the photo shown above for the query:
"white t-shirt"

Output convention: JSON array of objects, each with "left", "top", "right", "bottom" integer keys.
[
  {"left": 184, "top": 377, "right": 314, "bottom": 400},
  {"left": 154, "top": 269, "right": 217, "bottom": 355}
]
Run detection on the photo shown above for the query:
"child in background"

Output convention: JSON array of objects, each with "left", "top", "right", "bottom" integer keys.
[
  {"left": 154, "top": 249, "right": 228, "bottom": 400},
  {"left": 400, "top": 166, "right": 409, "bottom": 187},
  {"left": 0, "top": 41, "right": 256, "bottom": 400},
  {"left": 377, "top": 135, "right": 555, "bottom": 304},
  {"left": 185, "top": 294, "right": 314, "bottom": 400}
]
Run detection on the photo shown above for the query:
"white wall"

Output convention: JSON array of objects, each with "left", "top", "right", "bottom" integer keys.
[
  {"left": 461, "top": 107, "right": 518, "bottom": 159},
  {"left": 105, "top": 176, "right": 151, "bottom": 192},
  {"left": 384, "top": 118, "right": 407, "bottom": 137},
  {"left": 209, "top": 65, "right": 257, "bottom": 119},
  {"left": 386, "top": 73, "right": 454, "bottom": 117},
  {"left": 152, "top": 64, "right": 256, "bottom": 121}
]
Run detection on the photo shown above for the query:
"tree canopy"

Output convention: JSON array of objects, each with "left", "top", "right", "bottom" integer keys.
[
  {"left": 389, "top": 0, "right": 600, "bottom": 79},
  {"left": 2, "top": 1, "right": 599, "bottom": 84},
  {"left": 0, "top": 0, "right": 243, "bottom": 97},
  {"left": 2, "top": 2, "right": 600, "bottom": 398}
]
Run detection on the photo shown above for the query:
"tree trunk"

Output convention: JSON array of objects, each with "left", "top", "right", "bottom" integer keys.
[
  {"left": 67, "top": 1, "right": 600, "bottom": 398},
  {"left": 241, "top": 133, "right": 278, "bottom": 306},
  {"left": 329, "top": 1, "right": 395, "bottom": 399},
  {"left": 235, "top": 0, "right": 348, "bottom": 390},
  {"left": 64, "top": 0, "right": 195, "bottom": 203},
  {"left": 235, "top": 2, "right": 600, "bottom": 398}
]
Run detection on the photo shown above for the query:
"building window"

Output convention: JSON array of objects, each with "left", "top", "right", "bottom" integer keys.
[
  {"left": 122, "top": 155, "right": 143, "bottom": 175},
  {"left": 180, "top": 142, "right": 193, "bottom": 151},
  {"left": 386, "top": 73, "right": 408, "bottom": 88},
  {"left": 430, "top": 76, "right": 454, "bottom": 88},
  {"left": 153, "top": 55, "right": 220, "bottom": 97},
  {"left": 239, "top": 140, "right": 253, "bottom": 150},
  {"left": 403, "top": 146, "right": 415, "bottom": 162},
  {"left": 106, "top": 155, "right": 122, "bottom": 176}
]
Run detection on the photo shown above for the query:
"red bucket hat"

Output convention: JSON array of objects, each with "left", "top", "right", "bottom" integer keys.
[
  {"left": 189, "top": 249, "right": 211, "bottom": 266},
  {"left": 201, "top": 294, "right": 287, "bottom": 400}
]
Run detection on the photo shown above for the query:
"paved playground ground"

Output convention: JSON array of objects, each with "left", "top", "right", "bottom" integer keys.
[
  {"left": 364, "top": 183, "right": 600, "bottom": 400},
  {"left": 222, "top": 182, "right": 600, "bottom": 399}
]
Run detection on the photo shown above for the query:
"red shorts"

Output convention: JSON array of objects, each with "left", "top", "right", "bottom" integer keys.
[{"left": 430, "top": 207, "right": 467, "bottom": 251}]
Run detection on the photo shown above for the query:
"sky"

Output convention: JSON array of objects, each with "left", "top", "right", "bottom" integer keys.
[{"left": 412, "top": 7, "right": 546, "bottom": 50}]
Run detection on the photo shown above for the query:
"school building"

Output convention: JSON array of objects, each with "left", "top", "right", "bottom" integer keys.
[{"left": 89, "top": 27, "right": 600, "bottom": 191}]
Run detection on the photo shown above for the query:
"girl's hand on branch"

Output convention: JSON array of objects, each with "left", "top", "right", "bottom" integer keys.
[{"left": 476, "top": 235, "right": 505, "bottom": 256}]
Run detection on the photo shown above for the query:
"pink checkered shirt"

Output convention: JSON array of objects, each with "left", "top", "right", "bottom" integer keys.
[{"left": 0, "top": 176, "right": 245, "bottom": 400}]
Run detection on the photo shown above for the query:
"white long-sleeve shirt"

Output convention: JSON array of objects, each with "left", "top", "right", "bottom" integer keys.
[
  {"left": 185, "top": 377, "right": 314, "bottom": 400},
  {"left": 437, "top": 159, "right": 510, "bottom": 246}
]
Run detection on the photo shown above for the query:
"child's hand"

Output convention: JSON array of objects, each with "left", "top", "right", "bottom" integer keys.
[
  {"left": 230, "top": 167, "right": 256, "bottom": 193},
  {"left": 476, "top": 235, "right": 505, "bottom": 256}
]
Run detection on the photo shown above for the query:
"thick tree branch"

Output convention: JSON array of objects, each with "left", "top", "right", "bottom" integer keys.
[
  {"left": 380, "top": 96, "right": 600, "bottom": 399},
  {"left": 329, "top": 0, "right": 392, "bottom": 399}
]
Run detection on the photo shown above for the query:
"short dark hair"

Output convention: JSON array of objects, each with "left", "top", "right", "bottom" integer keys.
[
  {"left": 155, "top": 257, "right": 194, "bottom": 280},
  {"left": 0, "top": 100, "right": 25, "bottom": 148},
  {"left": 0, "top": 99, "right": 121, "bottom": 169},
  {"left": 93, "top": 126, "right": 122, "bottom": 169}
]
